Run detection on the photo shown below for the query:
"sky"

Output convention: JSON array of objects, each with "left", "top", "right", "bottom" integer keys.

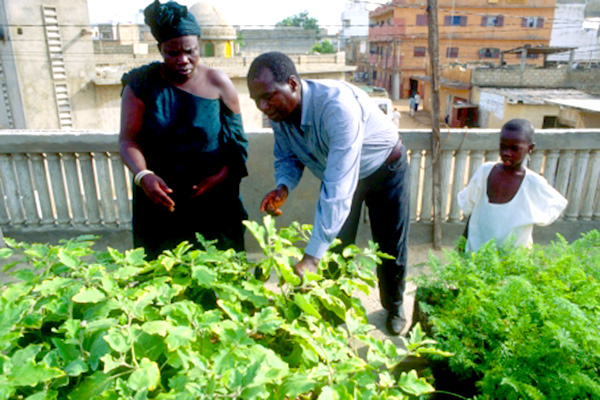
[{"left": 87, "top": 0, "right": 381, "bottom": 33}]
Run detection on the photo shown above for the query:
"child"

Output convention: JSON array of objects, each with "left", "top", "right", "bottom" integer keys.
[{"left": 457, "top": 119, "right": 568, "bottom": 252}]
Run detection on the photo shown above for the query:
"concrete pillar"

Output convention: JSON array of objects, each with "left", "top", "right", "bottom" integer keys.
[{"left": 392, "top": 71, "right": 400, "bottom": 100}]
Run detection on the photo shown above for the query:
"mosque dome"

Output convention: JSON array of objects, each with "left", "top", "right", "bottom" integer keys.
[{"left": 189, "top": 1, "right": 236, "bottom": 40}]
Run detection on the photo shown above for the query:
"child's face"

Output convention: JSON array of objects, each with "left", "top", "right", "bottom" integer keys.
[{"left": 499, "top": 128, "right": 534, "bottom": 170}]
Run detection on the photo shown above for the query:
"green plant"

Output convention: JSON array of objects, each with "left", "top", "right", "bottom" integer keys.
[
  {"left": 311, "top": 40, "right": 335, "bottom": 54},
  {"left": 0, "top": 216, "right": 446, "bottom": 399},
  {"left": 413, "top": 231, "right": 600, "bottom": 400}
]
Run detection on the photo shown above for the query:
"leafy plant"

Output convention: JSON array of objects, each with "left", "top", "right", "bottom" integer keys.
[
  {"left": 311, "top": 40, "right": 335, "bottom": 55},
  {"left": 413, "top": 231, "right": 600, "bottom": 400},
  {"left": 0, "top": 216, "right": 446, "bottom": 399}
]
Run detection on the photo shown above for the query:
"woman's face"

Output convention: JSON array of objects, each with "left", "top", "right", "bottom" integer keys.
[{"left": 160, "top": 35, "right": 200, "bottom": 81}]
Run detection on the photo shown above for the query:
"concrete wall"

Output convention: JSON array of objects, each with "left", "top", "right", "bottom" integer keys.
[
  {"left": 239, "top": 27, "right": 318, "bottom": 55},
  {"left": 472, "top": 66, "right": 600, "bottom": 94}
]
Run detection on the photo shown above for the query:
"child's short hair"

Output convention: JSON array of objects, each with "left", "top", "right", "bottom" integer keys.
[{"left": 502, "top": 119, "right": 534, "bottom": 143}]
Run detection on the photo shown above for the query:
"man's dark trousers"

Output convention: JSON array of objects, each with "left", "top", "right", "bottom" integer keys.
[{"left": 336, "top": 144, "right": 410, "bottom": 314}]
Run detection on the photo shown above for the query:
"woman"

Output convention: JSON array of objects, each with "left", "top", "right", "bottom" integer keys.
[{"left": 119, "top": 0, "right": 248, "bottom": 259}]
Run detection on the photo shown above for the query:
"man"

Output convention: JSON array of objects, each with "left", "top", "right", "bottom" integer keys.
[{"left": 247, "top": 52, "right": 411, "bottom": 336}]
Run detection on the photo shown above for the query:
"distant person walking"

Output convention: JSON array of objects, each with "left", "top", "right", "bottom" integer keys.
[
  {"left": 392, "top": 108, "right": 401, "bottom": 127},
  {"left": 414, "top": 93, "right": 420, "bottom": 113},
  {"left": 409, "top": 96, "right": 415, "bottom": 117}
]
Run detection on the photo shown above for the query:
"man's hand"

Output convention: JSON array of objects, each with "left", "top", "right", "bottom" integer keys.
[
  {"left": 191, "top": 166, "right": 228, "bottom": 199},
  {"left": 140, "top": 174, "right": 175, "bottom": 212},
  {"left": 293, "top": 254, "right": 319, "bottom": 279},
  {"left": 260, "top": 185, "right": 288, "bottom": 216}
]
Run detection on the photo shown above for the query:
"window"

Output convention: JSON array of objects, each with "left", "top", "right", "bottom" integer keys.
[
  {"left": 482, "top": 16, "right": 504, "bottom": 27},
  {"left": 479, "top": 48, "right": 500, "bottom": 58},
  {"left": 414, "top": 46, "right": 427, "bottom": 57},
  {"left": 522, "top": 17, "right": 544, "bottom": 28},
  {"left": 343, "top": 19, "right": 351, "bottom": 28},
  {"left": 445, "top": 15, "right": 467, "bottom": 26},
  {"left": 416, "top": 14, "right": 428, "bottom": 26},
  {"left": 446, "top": 47, "right": 459, "bottom": 58}
]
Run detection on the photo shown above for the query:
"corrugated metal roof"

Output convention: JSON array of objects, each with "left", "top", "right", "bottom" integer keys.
[{"left": 480, "top": 88, "right": 600, "bottom": 108}]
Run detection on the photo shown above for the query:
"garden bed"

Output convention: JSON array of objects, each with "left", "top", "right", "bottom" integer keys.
[{"left": 411, "top": 232, "right": 600, "bottom": 399}]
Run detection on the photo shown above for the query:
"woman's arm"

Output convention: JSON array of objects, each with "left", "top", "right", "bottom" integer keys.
[{"left": 119, "top": 85, "right": 175, "bottom": 211}]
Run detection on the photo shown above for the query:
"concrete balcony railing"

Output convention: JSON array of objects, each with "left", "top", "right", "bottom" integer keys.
[{"left": 1, "top": 129, "right": 600, "bottom": 250}]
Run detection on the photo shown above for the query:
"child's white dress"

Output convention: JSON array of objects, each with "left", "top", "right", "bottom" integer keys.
[{"left": 457, "top": 162, "right": 568, "bottom": 252}]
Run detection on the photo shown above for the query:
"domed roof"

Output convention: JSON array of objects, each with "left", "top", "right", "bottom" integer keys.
[{"left": 189, "top": 1, "right": 231, "bottom": 29}]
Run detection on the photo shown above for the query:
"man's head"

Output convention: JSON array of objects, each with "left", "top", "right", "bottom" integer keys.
[
  {"left": 499, "top": 119, "right": 535, "bottom": 169},
  {"left": 247, "top": 52, "right": 302, "bottom": 123}
]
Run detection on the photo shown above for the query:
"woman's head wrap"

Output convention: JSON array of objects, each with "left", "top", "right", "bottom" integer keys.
[{"left": 144, "top": 0, "right": 201, "bottom": 44}]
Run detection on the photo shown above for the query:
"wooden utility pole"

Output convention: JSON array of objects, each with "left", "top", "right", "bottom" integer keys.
[{"left": 427, "top": 0, "right": 443, "bottom": 249}]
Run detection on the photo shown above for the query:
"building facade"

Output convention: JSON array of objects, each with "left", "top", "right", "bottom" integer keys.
[{"left": 368, "top": 0, "right": 556, "bottom": 100}]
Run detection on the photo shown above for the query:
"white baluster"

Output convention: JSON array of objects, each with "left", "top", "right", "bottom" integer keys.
[{"left": 409, "top": 150, "right": 422, "bottom": 223}]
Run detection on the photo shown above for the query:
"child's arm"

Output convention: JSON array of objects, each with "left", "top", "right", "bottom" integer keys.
[
  {"left": 457, "top": 163, "right": 490, "bottom": 216},
  {"left": 528, "top": 172, "right": 568, "bottom": 226}
]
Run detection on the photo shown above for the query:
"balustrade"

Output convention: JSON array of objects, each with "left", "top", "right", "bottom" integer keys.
[{"left": 1, "top": 129, "right": 600, "bottom": 243}]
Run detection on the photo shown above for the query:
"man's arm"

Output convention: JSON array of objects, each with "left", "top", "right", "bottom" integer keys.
[{"left": 303, "top": 100, "right": 363, "bottom": 260}]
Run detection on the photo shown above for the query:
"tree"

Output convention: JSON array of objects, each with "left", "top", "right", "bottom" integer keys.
[
  {"left": 276, "top": 11, "right": 319, "bottom": 31},
  {"left": 311, "top": 39, "right": 335, "bottom": 54}
]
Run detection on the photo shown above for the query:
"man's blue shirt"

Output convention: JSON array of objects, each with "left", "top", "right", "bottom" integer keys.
[{"left": 270, "top": 79, "right": 400, "bottom": 258}]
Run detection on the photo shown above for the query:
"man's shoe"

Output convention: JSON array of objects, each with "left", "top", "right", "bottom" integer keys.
[{"left": 385, "top": 308, "right": 406, "bottom": 336}]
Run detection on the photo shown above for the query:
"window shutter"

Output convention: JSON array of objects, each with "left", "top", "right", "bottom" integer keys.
[
  {"left": 537, "top": 17, "right": 544, "bottom": 28},
  {"left": 460, "top": 16, "right": 467, "bottom": 26},
  {"left": 481, "top": 17, "right": 487, "bottom": 26},
  {"left": 521, "top": 18, "right": 527, "bottom": 27},
  {"left": 445, "top": 16, "right": 452, "bottom": 25},
  {"left": 497, "top": 16, "right": 504, "bottom": 27}
]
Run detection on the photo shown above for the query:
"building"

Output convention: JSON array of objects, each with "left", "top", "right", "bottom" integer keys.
[
  {"left": 0, "top": 0, "right": 99, "bottom": 129},
  {"left": 548, "top": 0, "right": 600, "bottom": 64},
  {"left": 340, "top": 0, "right": 370, "bottom": 80},
  {"left": 368, "top": 0, "right": 556, "bottom": 100},
  {"left": 418, "top": 61, "right": 600, "bottom": 128}
]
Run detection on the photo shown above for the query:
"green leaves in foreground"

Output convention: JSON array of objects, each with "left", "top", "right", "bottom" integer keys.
[{"left": 0, "top": 217, "right": 443, "bottom": 399}]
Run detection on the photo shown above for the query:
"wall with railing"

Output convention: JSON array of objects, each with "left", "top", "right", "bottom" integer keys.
[{"left": 1, "top": 129, "right": 600, "bottom": 248}]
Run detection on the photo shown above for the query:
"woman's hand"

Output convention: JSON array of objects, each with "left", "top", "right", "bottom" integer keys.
[
  {"left": 140, "top": 174, "right": 175, "bottom": 212},
  {"left": 191, "top": 165, "right": 229, "bottom": 198},
  {"left": 260, "top": 185, "right": 288, "bottom": 216}
]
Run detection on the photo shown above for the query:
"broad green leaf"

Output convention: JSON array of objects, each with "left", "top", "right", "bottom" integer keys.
[
  {"left": 113, "top": 266, "right": 143, "bottom": 280},
  {"left": 35, "top": 277, "right": 74, "bottom": 296},
  {"left": 125, "top": 248, "right": 147, "bottom": 266},
  {"left": 25, "top": 392, "right": 47, "bottom": 400},
  {"left": 318, "top": 386, "right": 339, "bottom": 400},
  {"left": 72, "top": 287, "right": 106, "bottom": 303},
  {"left": 58, "top": 248, "right": 79, "bottom": 268},
  {"left": 68, "top": 371, "right": 113, "bottom": 399},
  {"left": 104, "top": 328, "right": 131, "bottom": 353},
  {"left": 276, "top": 374, "right": 317, "bottom": 400},
  {"left": 141, "top": 320, "right": 171, "bottom": 337},
  {"left": 64, "top": 357, "right": 89, "bottom": 377},
  {"left": 294, "top": 294, "right": 321, "bottom": 319},
  {"left": 9, "top": 361, "right": 64, "bottom": 387},
  {"left": 397, "top": 370, "right": 434, "bottom": 396},
  {"left": 128, "top": 358, "right": 160, "bottom": 391},
  {"left": 191, "top": 264, "right": 218, "bottom": 286},
  {"left": 165, "top": 326, "right": 195, "bottom": 350},
  {"left": 0, "top": 248, "right": 12, "bottom": 258},
  {"left": 84, "top": 318, "right": 118, "bottom": 333},
  {"left": 100, "top": 354, "right": 122, "bottom": 373}
]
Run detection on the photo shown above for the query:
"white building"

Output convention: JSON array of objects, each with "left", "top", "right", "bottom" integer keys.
[{"left": 549, "top": 1, "right": 600, "bottom": 63}]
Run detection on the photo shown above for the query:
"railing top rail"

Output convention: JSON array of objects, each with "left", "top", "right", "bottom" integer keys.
[{"left": 2, "top": 129, "right": 600, "bottom": 153}]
